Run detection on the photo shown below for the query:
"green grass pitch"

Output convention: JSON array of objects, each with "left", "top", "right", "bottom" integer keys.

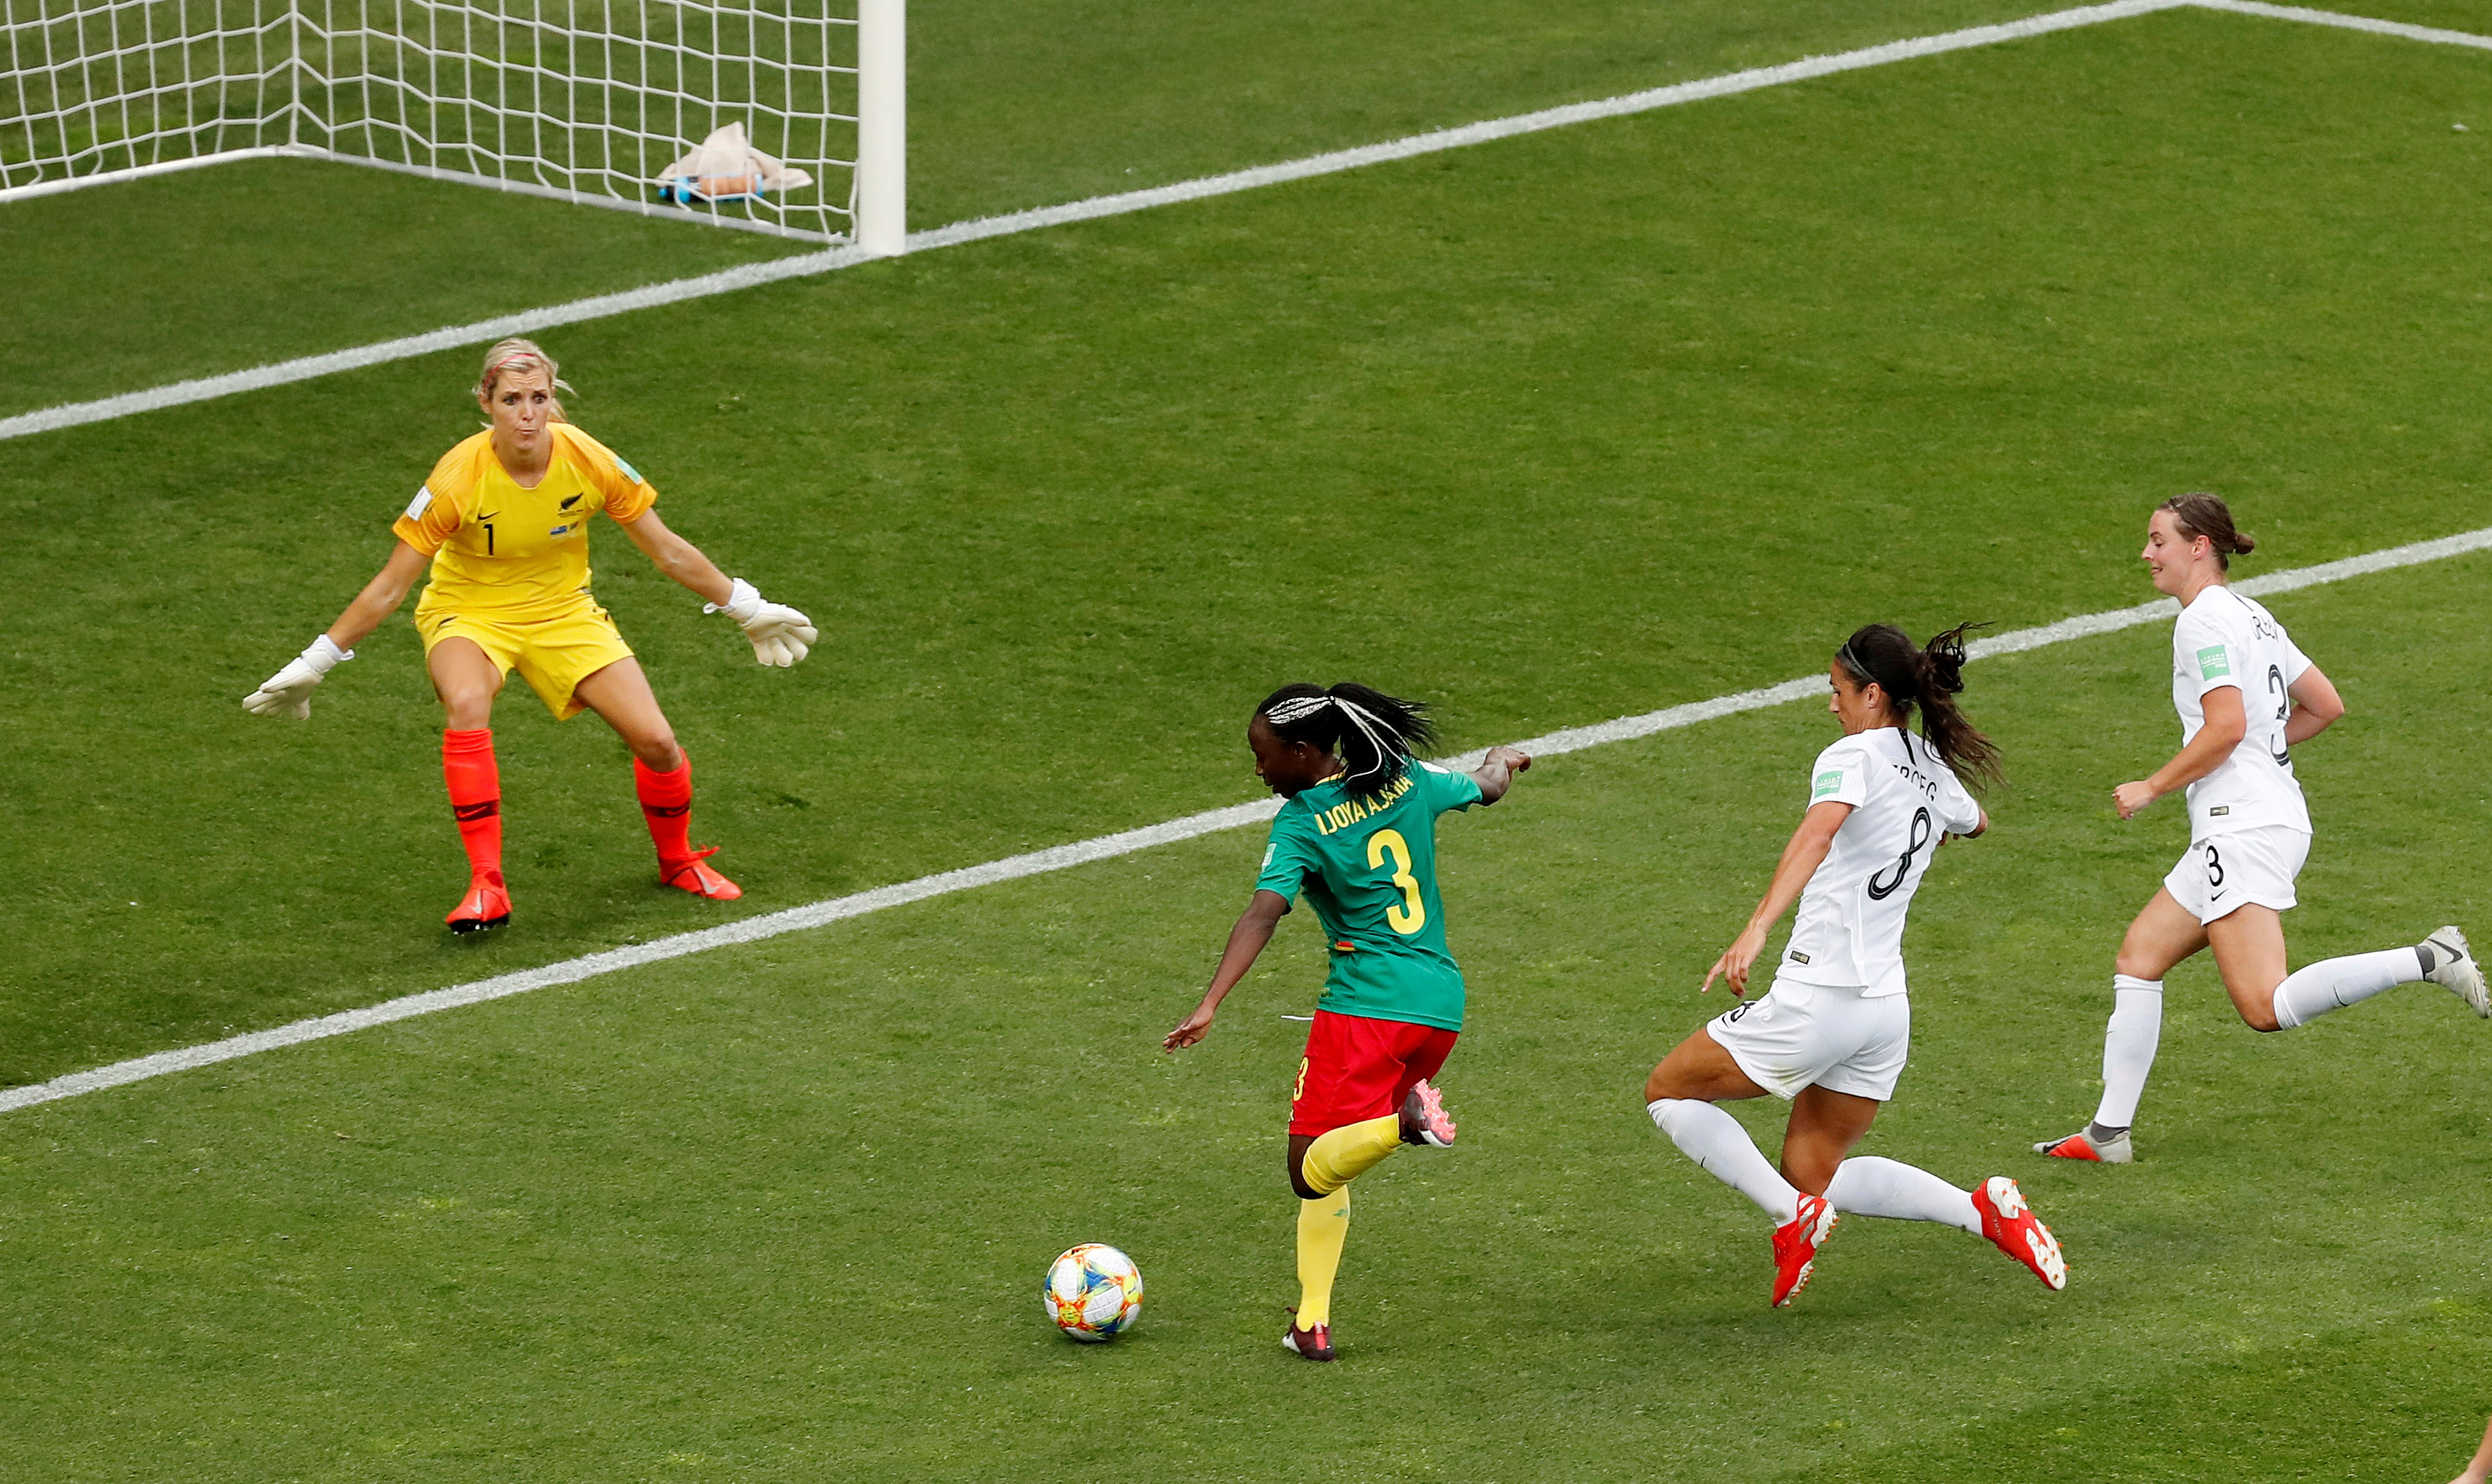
[{"left": 4, "top": 4, "right": 2492, "bottom": 1479}]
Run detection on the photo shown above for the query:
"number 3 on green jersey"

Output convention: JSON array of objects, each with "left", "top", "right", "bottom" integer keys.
[
  {"left": 1254, "top": 761, "right": 1484, "bottom": 1032},
  {"left": 1367, "top": 828, "right": 1425, "bottom": 935}
]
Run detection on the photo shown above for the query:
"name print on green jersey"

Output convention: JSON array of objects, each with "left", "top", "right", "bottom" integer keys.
[{"left": 1309, "top": 770, "right": 1417, "bottom": 835}]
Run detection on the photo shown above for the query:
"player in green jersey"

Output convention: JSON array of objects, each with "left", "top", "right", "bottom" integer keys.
[{"left": 1164, "top": 682, "right": 1530, "bottom": 1361}]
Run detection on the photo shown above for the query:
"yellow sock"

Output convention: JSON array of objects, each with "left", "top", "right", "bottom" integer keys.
[
  {"left": 1301, "top": 1113, "right": 1401, "bottom": 1195},
  {"left": 1296, "top": 1186, "right": 1350, "bottom": 1327}
]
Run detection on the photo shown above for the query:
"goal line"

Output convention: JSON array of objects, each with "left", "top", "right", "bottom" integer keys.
[
  {"left": 6, "top": 0, "right": 2486, "bottom": 445},
  {"left": 6, "top": 522, "right": 2489, "bottom": 1117}
]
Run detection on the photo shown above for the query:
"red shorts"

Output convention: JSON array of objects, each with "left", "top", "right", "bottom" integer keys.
[{"left": 1288, "top": 1009, "right": 1460, "bottom": 1137}]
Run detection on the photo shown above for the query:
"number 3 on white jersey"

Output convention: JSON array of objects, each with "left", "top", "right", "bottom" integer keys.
[{"left": 1367, "top": 829, "right": 1426, "bottom": 935}]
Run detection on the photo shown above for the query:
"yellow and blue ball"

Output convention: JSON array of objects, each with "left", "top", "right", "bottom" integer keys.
[{"left": 1043, "top": 1243, "right": 1144, "bottom": 1342}]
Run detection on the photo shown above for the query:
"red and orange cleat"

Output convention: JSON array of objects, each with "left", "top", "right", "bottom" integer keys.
[
  {"left": 1973, "top": 1176, "right": 2068, "bottom": 1291},
  {"left": 1400, "top": 1079, "right": 1457, "bottom": 1147},
  {"left": 661, "top": 847, "right": 742, "bottom": 901},
  {"left": 1770, "top": 1193, "right": 1839, "bottom": 1308},
  {"left": 1283, "top": 1313, "right": 1336, "bottom": 1362},
  {"left": 446, "top": 870, "right": 512, "bottom": 935},
  {"left": 2033, "top": 1126, "right": 2132, "bottom": 1164}
]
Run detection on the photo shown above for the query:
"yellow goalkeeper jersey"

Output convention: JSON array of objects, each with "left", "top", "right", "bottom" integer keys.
[{"left": 394, "top": 423, "right": 658, "bottom": 620}]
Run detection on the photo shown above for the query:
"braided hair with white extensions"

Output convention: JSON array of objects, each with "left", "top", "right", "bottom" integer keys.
[{"left": 1255, "top": 682, "right": 1438, "bottom": 799}]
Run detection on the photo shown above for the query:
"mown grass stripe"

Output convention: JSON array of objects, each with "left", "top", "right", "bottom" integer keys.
[{"left": 6, "top": 523, "right": 2488, "bottom": 1115}]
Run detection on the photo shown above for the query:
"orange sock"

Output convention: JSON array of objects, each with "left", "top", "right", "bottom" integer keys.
[
  {"left": 441, "top": 729, "right": 502, "bottom": 884},
  {"left": 634, "top": 753, "right": 696, "bottom": 868}
]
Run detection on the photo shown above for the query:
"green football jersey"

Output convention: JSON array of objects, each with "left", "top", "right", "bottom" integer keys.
[{"left": 1254, "top": 760, "right": 1485, "bottom": 1030}]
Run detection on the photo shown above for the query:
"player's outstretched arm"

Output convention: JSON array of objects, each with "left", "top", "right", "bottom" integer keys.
[
  {"left": 617, "top": 508, "right": 818, "bottom": 668},
  {"left": 242, "top": 540, "right": 430, "bottom": 719},
  {"left": 2113, "top": 684, "right": 2246, "bottom": 819},
  {"left": 1164, "top": 889, "right": 1291, "bottom": 1051},
  {"left": 2452, "top": 1413, "right": 2492, "bottom": 1484},
  {"left": 2284, "top": 663, "right": 2344, "bottom": 746},
  {"left": 1468, "top": 745, "right": 1532, "bottom": 803},
  {"left": 1940, "top": 806, "right": 1990, "bottom": 846},
  {"left": 1701, "top": 800, "right": 1851, "bottom": 998}
]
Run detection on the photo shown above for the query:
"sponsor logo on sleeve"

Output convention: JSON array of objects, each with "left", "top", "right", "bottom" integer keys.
[
  {"left": 404, "top": 486, "right": 434, "bottom": 521},
  {"left": 1261, "top": 844, "right": 1276, "bottom": 870},
  {"left": 615, "top": 455, "right": 645, "bottom": 484},
  {"left": 2208, "top": 805, "right": 2230, "bottom": 817},
  {"left": 2196, "top": 643, "right": 2231, "bottom": 679},
  {"left": 1787, "top": 950, "right": 1811, "bottom": 965},
  {"left": 1813, "top": 769, "right": 1845, "bottom": 799}
]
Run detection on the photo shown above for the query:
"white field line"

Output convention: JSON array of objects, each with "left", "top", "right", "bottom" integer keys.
[
  {"left": 14, "top": 0, "right": 2484, "bottom": 446},
  {"left": 2193, "top": 0, "right": 2492, "bottom": 49},
  {"left": 8, "top": 3, "right": 2487, "bottom": 449},
  {"left": 0, "top": 0, "right": 2196, "bottom": 445},
  {"left": 7, "top": 523, "right": 2491, "bottom": 1117}
]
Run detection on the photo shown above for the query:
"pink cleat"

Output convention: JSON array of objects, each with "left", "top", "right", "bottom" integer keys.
[{"left": 1399, "top": 1080, "right": 1456, "bottom": 1147}]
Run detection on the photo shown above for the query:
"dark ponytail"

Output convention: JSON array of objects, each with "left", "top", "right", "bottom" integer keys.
[
  {"left": 1833, "top": 622, "right": 2002, "bottom": 791},
  {"left": 1255, "top": 682, "right": 1437, "bottom": 799},
  {"left": 2158, "top": 492, "right": 2256, "bottom": 570}
]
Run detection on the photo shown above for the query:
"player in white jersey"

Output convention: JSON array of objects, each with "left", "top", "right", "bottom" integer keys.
[
  {"left": 2036, "top": 495, "right": 2488, "bottom": 1164},
  {"left": 1643, "top": 623, "right": 2068, "bottom": 1308}
]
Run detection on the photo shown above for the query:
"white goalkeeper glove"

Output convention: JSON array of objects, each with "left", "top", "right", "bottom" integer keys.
[
  {"left": 243, "top": 635, "right": 353, "bottom": 720},
  {"left": 707, "top": 578, "right": 818, "bottom": 667}
]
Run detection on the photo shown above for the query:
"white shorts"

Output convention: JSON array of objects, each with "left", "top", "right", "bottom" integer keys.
[
  {"left": 2163, "top": 825, "right": 2309, "bottom": 925},
  {"left": 1704, "top": 975, "right": 1910, "bottom": 1102}
]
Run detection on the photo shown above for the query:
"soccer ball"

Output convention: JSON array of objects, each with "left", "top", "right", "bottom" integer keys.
[{"left": 1044, "top": 1243, "right": 1144, "bottom": 1342}]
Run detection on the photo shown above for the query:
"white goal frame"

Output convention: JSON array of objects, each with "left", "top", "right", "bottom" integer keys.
[{"left": 0, "top": 0, "right": 903, "bottom": 249}]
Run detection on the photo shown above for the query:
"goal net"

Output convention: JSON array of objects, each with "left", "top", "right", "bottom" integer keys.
[{"left": 0, "top": 0, "right": 901, "bottom": 246}]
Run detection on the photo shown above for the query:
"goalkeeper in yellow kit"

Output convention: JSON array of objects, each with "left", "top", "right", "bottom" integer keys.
[{"left": 243, "top": 339, "right": 816, "bottom": 932}]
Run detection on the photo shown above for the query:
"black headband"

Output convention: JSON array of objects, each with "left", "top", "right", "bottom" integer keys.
[{"left": 1837, "top": 640, "right": 1914, "bottom": 701}]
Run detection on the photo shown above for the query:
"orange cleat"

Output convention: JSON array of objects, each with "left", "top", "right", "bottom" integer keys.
[
  {"left": 2033, "top": 1126, "right": 2132, "bottom": 1164},
  {"left": 1973, "top": 1176, "right": 2068, "bottom": 1291},
  {"left": 446, "top": 870, "right": 512, "bottom": 934},
  {"left": 1770, "top": 1193, "right": 1839, "bottom": 1308},
  {"left": 660, "top": 846, "right": 742, "bottom": 901}
]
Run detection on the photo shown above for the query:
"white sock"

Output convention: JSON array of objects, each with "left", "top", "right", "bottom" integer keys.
[
  {"left": 2092, "top": 975, "right": 2163, "bottom": 1130},
  {"left": 1648, "top": 1098, "right": 1800, "bottom": 1224},
  {"left": 2270, "top": 947, "right": 2427, "bottom": 1030},
  {"left": 1823, "top": 1156, "right": 1980, "bottom": 1234}
]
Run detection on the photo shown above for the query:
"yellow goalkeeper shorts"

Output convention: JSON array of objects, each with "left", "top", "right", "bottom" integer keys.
[{"left": 415, "top": 593, "right": 636, "bottom": 720}]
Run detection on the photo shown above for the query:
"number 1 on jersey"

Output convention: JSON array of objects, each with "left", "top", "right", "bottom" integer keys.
[{"left": 1367, "top": 828, "right": 1426, "bottom": 935}]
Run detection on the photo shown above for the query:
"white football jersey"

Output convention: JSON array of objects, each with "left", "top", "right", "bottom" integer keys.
[
  {"left": 2170, "top": 585, "right": 2311, "bottom": 842},
  {"left": 1779, "top": 728, "right": 1983, "bottom": 997}
]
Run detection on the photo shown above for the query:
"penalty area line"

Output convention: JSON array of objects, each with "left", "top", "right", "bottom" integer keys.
[{"left": 6, "top": 522, "right": 2491, "bottom": 1117}]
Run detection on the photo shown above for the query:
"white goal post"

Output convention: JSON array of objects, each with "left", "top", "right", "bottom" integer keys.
[{"left": 0, "top": 0, "right": 903, "bottom": 248}]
